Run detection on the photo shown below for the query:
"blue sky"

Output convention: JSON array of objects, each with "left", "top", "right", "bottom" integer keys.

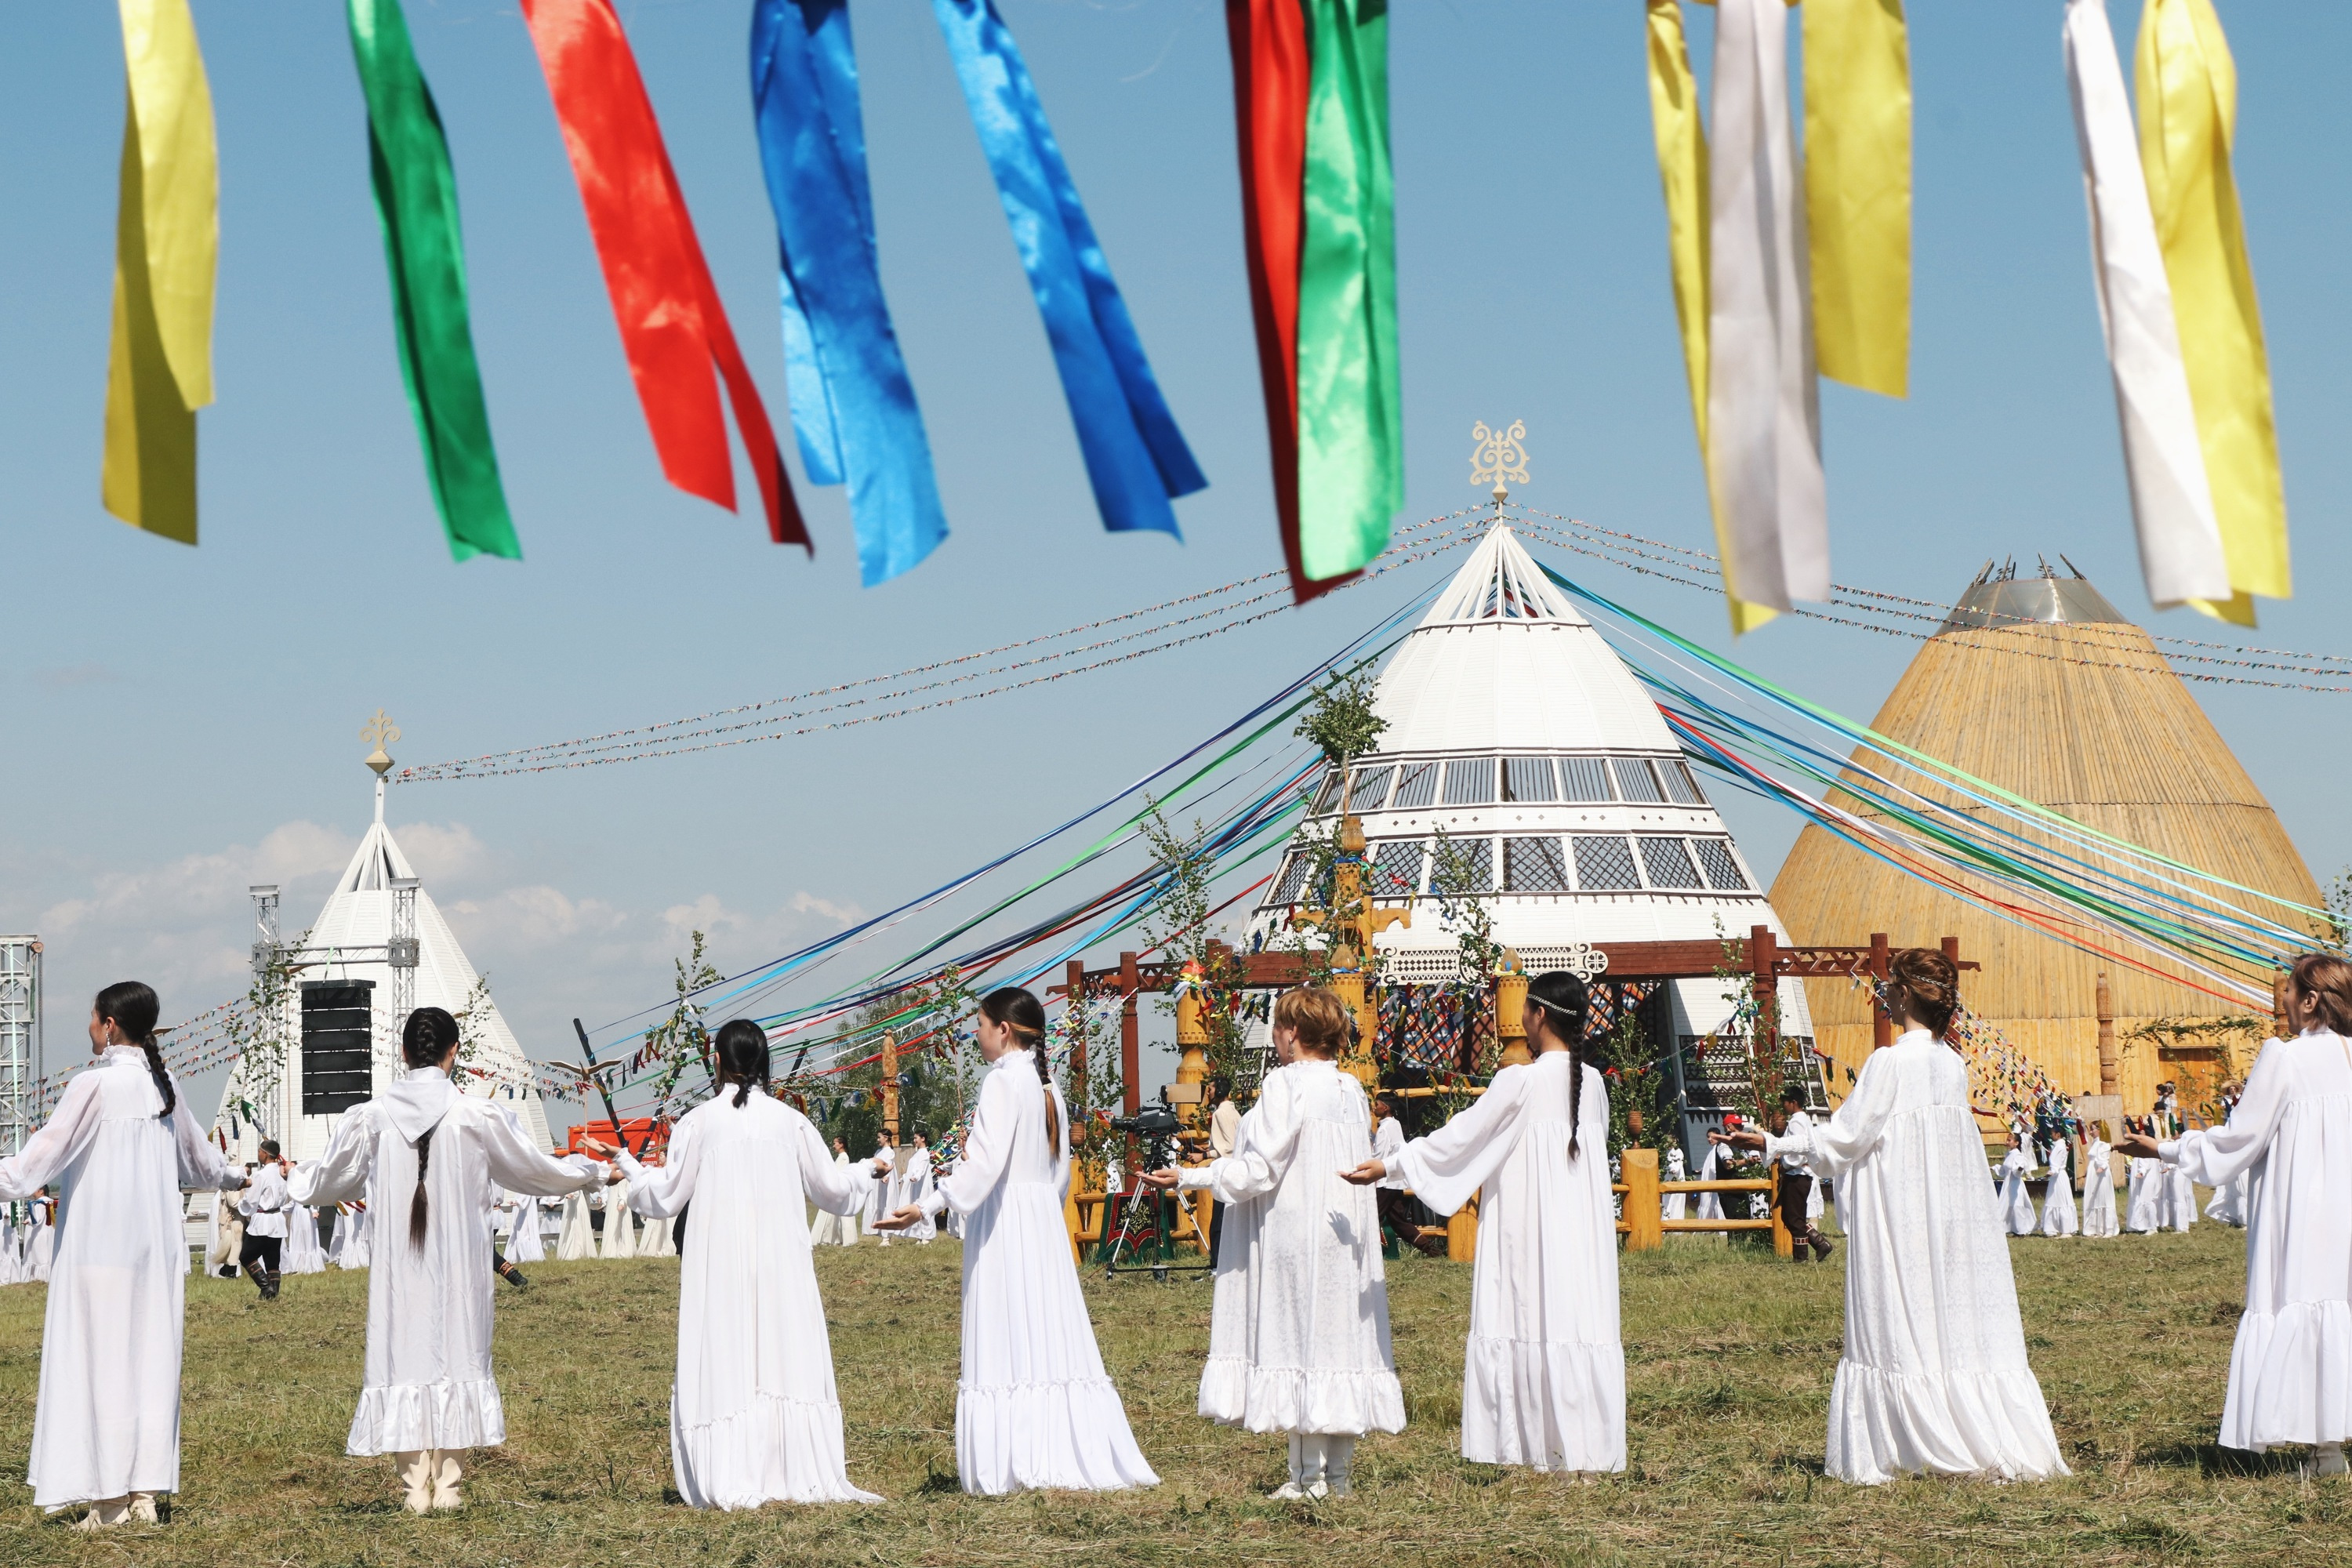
[{"left": 2, "top": 2, "right": 2346, "bottom": 1123}]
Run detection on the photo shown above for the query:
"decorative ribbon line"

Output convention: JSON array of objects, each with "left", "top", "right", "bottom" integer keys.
[
  {"left": 519, "top": 0, "right": 807, "bottom": 550},
  {"left": 932, "top": 0, "right": 1206, "bottom": 539}
]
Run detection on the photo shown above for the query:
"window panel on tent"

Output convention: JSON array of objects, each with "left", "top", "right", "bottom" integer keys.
[
  {"left": 1661, "top": 758, "right": 1708, "bottom": 805},
  {"left": 1503, "top": 837, "right": 1568, "bottom": 891},
  {"left": 1370, "top": 838, "right": 1426, "bottom": 897},
  {"left": 1610, "top": 757, "right": 1666, "bottom": 804},
  {"left": 1693, "top": 838, "right": 1749, "bottom": 891},
  {"left": 1639, "top": 837, "right": 1704, "bottom": 889},
  {"left": 1557, "top": 756, "right": 1613, "bottom": 802},
  {"left": 1346, "top": 764, "right": 1396, "bottom": 813},
  {"left": 1503, "top": 757, "right": 1558, "bottom": 802},
  {"left": 1390, "top": 760, "right": 1440, "bottom": 810},
  {"left": 1312, "top": 771, "right": 1347, "bottom": 813},
  {"left": 1443, "top": 757, "right": 1497, "bottom": 805},
  {"left": 1432, "top": 837, "right": 1494, "bottom": 895},
  {"left": 1274, "top": 853, "right": 1313, "bottom": 902},
  {"left": 1571, "top": 835, "right": 1642, "bottom": 891}
]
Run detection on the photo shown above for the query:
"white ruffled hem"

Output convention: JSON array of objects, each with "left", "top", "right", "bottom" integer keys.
[
  {"left": 344, "top": 1377, "right": 506, "bottom": 1457},
  {"left": 1826, "top": 1359, "right": 2070, "bottom": 1486},
  {"left": 956, "top": 1377, "right": 1159, "bottom": 1495},
  {"left": 1197, "top": 1356, "right": 1406, "bottom": 1436},
  {"left": 2222, "top": 1300, "right": 2352, "bottom": 1451},
  {"left": 1461, "top": 1332, "right": 1626, "bottom": 1472},
  {"left": 672, "top": 1392, "right": 880, "bottom": 1507}
]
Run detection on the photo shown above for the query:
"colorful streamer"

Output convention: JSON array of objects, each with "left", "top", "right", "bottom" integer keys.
[
  {"left": 347, "top": 0, "right": 520, "bottom": 563},
  {"left": 931, "top": 0, "right": 1207, "bottom": 540},
  {"left": 102, "top": 0, "right": 217, "bottom": 546},
  {"left": 1802, "top": 0, "right": 1912, "bottom": 400},
  {"left": 2136, "top": 0, "right": 2289, "bottom": 626},
  {"left": 518, "top": 0, "right": 807, "bottom": 550},
  {"left": 750, "top": 0, "right": 947, "bottom": 586}
]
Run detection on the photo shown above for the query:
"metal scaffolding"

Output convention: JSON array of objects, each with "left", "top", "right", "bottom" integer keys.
[{"left": 0, "top": 937, "right": 41, "bottom": 1159}]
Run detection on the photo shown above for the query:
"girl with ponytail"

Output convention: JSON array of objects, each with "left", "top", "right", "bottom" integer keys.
[
  {"left": 0, "top": 982, "right": 246, "bottom": 1527},
  {"left": 872, "top": 985, "right": 1158, "bottom": 1495},
  {"left": 1343, "top": 970, "right": 1627, "bottom": 1476},
  {"left": 586, "top": 1018, "right": 883, "bottom": 1507},
  {"left": 292, "top": 1006, "right": 608, "bottom": 1514}
]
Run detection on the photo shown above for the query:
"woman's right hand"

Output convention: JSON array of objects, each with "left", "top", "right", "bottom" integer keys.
[
  {"left": 580, "top": 1137, "right": 621, "bottom": 1159},
  {"left": 870, "top": 1204, "right": 924, "bottom": 1232},
  {"left": 1710, "top": 1128, "right": 1767, "bottom": 1152},
  {"left": 1339, "top": 1160, "right": 1386, "bottom": 1186}
]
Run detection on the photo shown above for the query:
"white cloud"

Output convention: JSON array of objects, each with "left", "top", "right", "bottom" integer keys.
[{"left": 395, "top": 822, "right": 488, "bottom": 882}]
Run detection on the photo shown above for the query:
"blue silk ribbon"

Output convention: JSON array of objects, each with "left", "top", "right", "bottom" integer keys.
[
  {"left": 931, "top": 0, "right": 1207, "bottom": 538},
  {"left": 752, "top": 0, "right": 947, "bottom": 586}
]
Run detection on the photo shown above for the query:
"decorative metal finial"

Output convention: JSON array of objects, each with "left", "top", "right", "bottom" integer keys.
[
  {"left": 1469, "top": 419, "right": 1529, "bottom": 504},
  {"left": 361, "top": 709, "right": 401, "bottom": 777}
]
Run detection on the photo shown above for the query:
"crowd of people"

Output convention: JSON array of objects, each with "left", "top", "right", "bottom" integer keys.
[{"left": 2, "top": 951, "right": 2347, "bottom": 1526}]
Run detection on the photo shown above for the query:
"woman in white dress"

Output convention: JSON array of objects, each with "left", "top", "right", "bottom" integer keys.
[
  {"left": 873, "top": 986, "right": 1156, "bottom": 1494},
  {"left": 291, "top": 1007, "right": 606, "bottom": 1512},
  {"left": 809, "top": 1138, "right": 860, "bottom": 1246},
  {"left": 1995, "top": 1132, "right": 2038, "bottom": 1236},
  {"left": 865, "top": 1132, "right": 900, "bottom": 1247},
  {"left": 1345, "top": 969, "right": 1618, "bottom": 1476},
  {"left": 603, "top": 1180, "right": 639, "bottom": 1259},
  {"left": 1147, "top": 986, "right": 1403, "bottom": 1498},
  {"left": 590, "top": 1019, "right": 878, "bottom": 1506},
  {"left": 506, "top": 1190, "right": 547, "bottom": 1265},
  {"left": 1715, "top": 949, "right": 2068, "bottom": 1486},
  {"left": 1661, "top": 1145, "right": 1689, "bottom": 1222},
  {"left": 898, "top": 1132, "right": 939, "bottom": 1244},
  {"left": 556, "top": 1189, "right": 594, "bottom": 1259},
  {"left": 2123, "top": 1119, "right": 2162, "bottom": 1232},
  {"left": 0, "top": 982, "right": 248, "bottom": 1528},
  {"left": 2120, "top": 953, "right": 2352, "bottom": 1473},
  {"left": 2038, "top": 1133, "right": 2079, "bottom": 1237},
  {"left": 283, "top": 1189, "right": 328, "bottom": 1276},
  {"left": 2080, "top": 1133, "right": 2119, "bottom": 1238}
]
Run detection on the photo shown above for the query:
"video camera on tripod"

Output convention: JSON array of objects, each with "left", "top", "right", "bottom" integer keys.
[
  {"left": 1107, "top": 1097, "right": 1184, "bottom": 1171},
  {"left": 1102, "top": 1090, "right": 1210, "bottom": 1281}
]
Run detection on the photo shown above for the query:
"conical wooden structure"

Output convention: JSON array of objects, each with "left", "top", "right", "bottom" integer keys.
[{"left": 1769, "top": 561, "right": 2321, "bottom": 1113}]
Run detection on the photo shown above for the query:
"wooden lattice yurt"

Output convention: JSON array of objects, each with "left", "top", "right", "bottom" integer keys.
[{"left": 1767, "top": 561, "right": 2323, "bottom": 1114}]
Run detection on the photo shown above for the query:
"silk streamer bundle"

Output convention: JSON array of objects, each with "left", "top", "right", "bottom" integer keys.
[
  {"left": 348, "top": 0, "right": 519, "bottom": 562},
  {"left": 1225, "top": 0, "right": 1402, "bottom": 604},
  {"left": 750, "top": 0, "right": 946, "bottom": 587},
  {"left": 932, "top": 0, "right": 1205, "bottom": 541},
  {"left": 103, "top": 0, "right": 216, "bottom": 546},
  {"left": 519, "top": 0, "right": 806, "bottom": 550},
  {"left": 2136, "top": 0, "right": 2288, "bottom": 626},
  {"left": 2063, "top": 0, "right": 2228, "bottom": 610}
]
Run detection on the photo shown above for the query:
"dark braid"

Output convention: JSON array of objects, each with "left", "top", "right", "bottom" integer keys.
[
  {"left": 401, "top": 1007, "right": 461, "bottom": 1251},
  {"left": 410, "top": 1127, "right": 434, "bottom": 1247},
  {"left": 95, "top": 981, "right": 173, "bottom": 1118},
  {"left": 1526, "top": 971, "right": 1592, "bottom": 1161},
  {"left": 712, "top": 1019, "right": 771, "bottom": 1109},
  {"left": 980, "top": 987, "right": 1057, "bottom": 1157}
]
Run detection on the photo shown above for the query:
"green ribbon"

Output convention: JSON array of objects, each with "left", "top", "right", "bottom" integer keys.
[
  {"left": 1296, "top": 0, "right": 1401, "bottom": 583},
  {"left": 347, "top": 0, "right": 518, "bottom": 561}
]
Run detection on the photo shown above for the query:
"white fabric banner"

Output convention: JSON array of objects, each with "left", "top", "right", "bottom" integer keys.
[
  {"left": 2063, "top": 0, "right": 2230, "bottom": 608},
  {"left": 1706, "top": 0, "right": 1828, "bottom": 612}
]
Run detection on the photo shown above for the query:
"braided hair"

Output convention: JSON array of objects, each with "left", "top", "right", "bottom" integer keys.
[
  {"left": 712, "top": 1018, "right": 771, "bottom": 1108},
  {"left": 1524, "top": 971, "right": 1593, "bottom": 1160},
  {"left": 94, "top": 981, "right": 173, "bottom": 1119},
  {"left": 979, "top": 987, "right": 1058, "bottom": 1157},
  {"left": 401, "top": 1007, "right": 461, "bottom": 1248}
]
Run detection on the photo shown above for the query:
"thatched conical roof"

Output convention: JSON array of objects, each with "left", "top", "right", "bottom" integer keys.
[{"left": 1766, "top": 561, "right": 2321, "bottom": 1112}]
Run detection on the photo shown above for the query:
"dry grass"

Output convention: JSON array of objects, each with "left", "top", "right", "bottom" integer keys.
[{"left": 0, "top": 1220, "right": 2343, "bottom": 1566}]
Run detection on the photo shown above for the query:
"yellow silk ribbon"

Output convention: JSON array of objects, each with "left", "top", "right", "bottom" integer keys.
[
  {"left": 1647, "top": 0, "right": 1775, "bottom": 633},
  {"left": 103, "top": 0, "right": 217, "bottom": 545},
  {"left": 2136, "top": 0, "right": 2287, "bottom": 625},
  {"left": 1802, "top": 0, "right": 1910, "bottom": 399}
]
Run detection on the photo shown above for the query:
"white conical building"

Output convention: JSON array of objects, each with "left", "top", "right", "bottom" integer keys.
[
  {"left": 212, "top": 757, "right": 550, "bottom": 1161},
  {"left": 1246, "top": 521, "right": 1813, "bottom": 1142}
]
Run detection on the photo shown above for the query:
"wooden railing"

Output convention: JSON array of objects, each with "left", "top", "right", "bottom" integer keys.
[{"left": 1611, "top": 1146, "right": 1793, "bottom": 1256}]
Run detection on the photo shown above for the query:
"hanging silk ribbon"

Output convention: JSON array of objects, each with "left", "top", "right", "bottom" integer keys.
[
  {"left": 103, "top": 0, "right": 216, "bottom": 546},
  {"left": 2063, "top": 0, "right": 2228, "bottom": 609},
  {"left": 931, "top": 0, "right": 1206, "bottom": 540},
  {"left": 347, "top": 0, "right": 519, "bottom": 563},
  {"left": 1295, "top": 0, "right": 1401, "bottom": 586},
  {"left": 1802, "top": 0, "right": 1911, "bottom": 401},
  {"left": 2136, "top": 0, "right": 2288, "bottom": 626},
  {"left": 751, "top": 0, "right": 946, "bottom": 586},
  {"left": 518, "top": 0, "right": 806, "bottom": 550},
  {"left": 1705, "top": 0, "right": 1827, "bottom": 617}
]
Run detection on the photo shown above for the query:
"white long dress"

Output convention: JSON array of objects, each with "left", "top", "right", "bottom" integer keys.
[
  {"left": 2161, "top": 1163, "right": 2199, "bottom": 1232},
  {"left": 1762, "top": 1030, "right": 2069, "bottom": 1485},
  {"left": 603, "top": 1190, "right": 638, "bottom": 1259},
  {"left": 284, "top": 1203, "right": 328, "bottom": 1274},
  {"left": 641, "top": 1208, "right": 677, "bottom": 1257},
  {"left": 2160, "top": 1028, "right": 2352, "bottom": 1451},
  {"left": 2038, "top": 1141, "right": 2080, "bottom": 1237},
  {"left": 2080, "top": 1139, "right": 2119, "bottom": 1238},
  {"left": 1996, "top": 1147, "right": 2038, "bottom": 1236},
  {"left": 0, "top": 1046, "right": 244, "bottom": 1509},
  {"left": 291, "top": 1069, "right": 599, "bottom": 1455},
  {"left": 341, "top": 1204, "right": 372, "bottom": 1270},
  {"left": 935, "top": 1048, "right": 1156, "bottom": 1494},
  {"left": 556, "top": 1191, "right": 595, "bottom": 1260},
  {"left": 1178, "top": 1057, "right": 1403, "bottom": 1439},
  {"left": 1661, "top": 1145, "right": 1689, "bottom": 1221},
  {"left": 1392, "top": 1051, "right": 1622, "bottom": 1472},
  {"left": 1693, "top": 1142, "right": 1724, "bottom": 1221},
  {"left": 810, "top": 1150, "right": 859, "bottom": 1245},
  {"left": 2125, "top": 1153, "right": 2161, "bottom": 1232},
  {"left": 902, "top": 1147, "right": 938, "bottom": 1243},
  {"left": 28, "top": 1207, "right": 53, "bottom": 1284},
  {"left": 614, "top": 1088, "right": 879, "bottom": 1506},
  {"left": 507, "top": 1192, "right": 546, "bottom": 1264}
]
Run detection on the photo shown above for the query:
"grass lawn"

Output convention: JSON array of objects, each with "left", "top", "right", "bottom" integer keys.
[{"left": 0, "top": 1215, "right": 2340, "bottom": 1566}]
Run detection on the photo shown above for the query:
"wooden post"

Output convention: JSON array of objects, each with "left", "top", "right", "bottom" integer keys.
[
  {"left": 2096, "top": 971, "right": 2118, "bottom": 1098},
  {"left": 1870, "top": 932, "right": 1893, "bottom": 1049},
  {"left": 1118, "top": 952, "right": 1142, "bottom": 1117},
  {"left": 1621, "top": 1146, "right": 1662, "bottom": 1251},
  {"left": 1495, "top": 949, "right": 1531, "bottom": 1068},
  {"left": 880, "top": 1033, "right": 900, "bottom": 1144},
  {"left": 1769, "top": 1166, "right": 1795, "bottom": 1258},
  {"left": 1446, "top": 1195, "right": 1478, "bottom": 1262},
  {"left": 2273, "top": 971, "right": 2292, "bottom": 1046}
]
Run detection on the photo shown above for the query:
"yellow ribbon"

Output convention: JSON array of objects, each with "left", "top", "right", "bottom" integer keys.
[
  {"left": 102, "top": 0, "right": 217, "bottom": 545},
  {"left": 1802, "top": 0, "right": 1911, "bottom": 400},
  {"left": 2136, "top": 0, "right": 2287, "bottom": 625}
]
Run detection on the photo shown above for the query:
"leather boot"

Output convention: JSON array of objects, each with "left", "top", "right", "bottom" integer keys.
[
  {"left": 72, "top": 1497, "right": 131, "bottom": 1530},
  {"left": 243, "top": 1259, "right": 268, "bottom": 1294},
  {"left": 1808, "top": 1229, "right": 1835, "bottom": 1262},
  {"left": 395, "top": 1450, "right": 434, "bottom": 1515},
  {"left": 263, "top": 1270, "right": 283, "bottom": 1301},
  {"left": 430, "top": 1451, "right": 464, "bottom": 1510},
  {"left": 495, "top": 1257, "right": 529, "bottom": 1291}
]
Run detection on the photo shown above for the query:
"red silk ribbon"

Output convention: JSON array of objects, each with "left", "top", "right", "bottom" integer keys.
[{"left": 519, "top": 0, "right": 806, "bottom": 549}]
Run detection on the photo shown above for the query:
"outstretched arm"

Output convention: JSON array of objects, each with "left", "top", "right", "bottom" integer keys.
[{"left": 289, "top": 1111, "right": 375, "bottom": 1208}]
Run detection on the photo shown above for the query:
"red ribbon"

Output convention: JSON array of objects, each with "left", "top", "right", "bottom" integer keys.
[{"left": 520, "top": 0, "right": 807, "bottom": 549}]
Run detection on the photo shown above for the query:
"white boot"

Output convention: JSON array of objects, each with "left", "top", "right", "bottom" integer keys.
[
  {"left": 2316, "top": 1442, "right": 2348, "bottom": 1478},
  {"left": 72, "top": 1497, "right": 131, "bottom": 1531},
  {"left": 1324, "top": 1435, "right": 1357, "bottom": 1498},
  {"left": 394, "top": 1450, "right": 434, "bottom": 1515},
  {"left": 1300, "top": 1433, "right": 1331, "bottom": 1500},
  {"left": 430, "top": 1451, "right": 465, "bottom": 1510},
  {"left": 129, "top": 1492, "right": 160, "bottom": 1524},
  {"left": 1268, "top": 1434, "right": 1309, "bottom": 1500}
]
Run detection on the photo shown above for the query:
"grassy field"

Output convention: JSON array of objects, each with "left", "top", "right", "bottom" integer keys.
[{"left": 0, "top": 1216, "right": 2339, "bottom": 1566}]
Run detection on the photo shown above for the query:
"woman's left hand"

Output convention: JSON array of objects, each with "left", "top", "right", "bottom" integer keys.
[
  {"left": 581, "top": 1137, "right": 621, "bottom": 1159},
  {"left": 1137, "top": 1168, "right": 1182, "bottom": 1192},
  {"left": 1711, "top": 1128, "right": 1768, "bottom": 1152},
  {"left": 1339, "top": 1160, "right": 1386, "bottom": 1186},
  {"left": 2114, "top": 1132, "right": 2165, "bottom": 1160}
]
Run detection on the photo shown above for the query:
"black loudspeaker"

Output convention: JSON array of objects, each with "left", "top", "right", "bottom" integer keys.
[{"left": 300, "top": 979, "right": 376, "bottom": 1115}]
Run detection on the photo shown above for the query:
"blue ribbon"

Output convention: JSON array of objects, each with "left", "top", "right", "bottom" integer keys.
[
  {"left": 751, "top": 0, "right": 948, "bottom": 586},
  {"left": 931, "top": 0, "right": 1207, "bottom": 538}
]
